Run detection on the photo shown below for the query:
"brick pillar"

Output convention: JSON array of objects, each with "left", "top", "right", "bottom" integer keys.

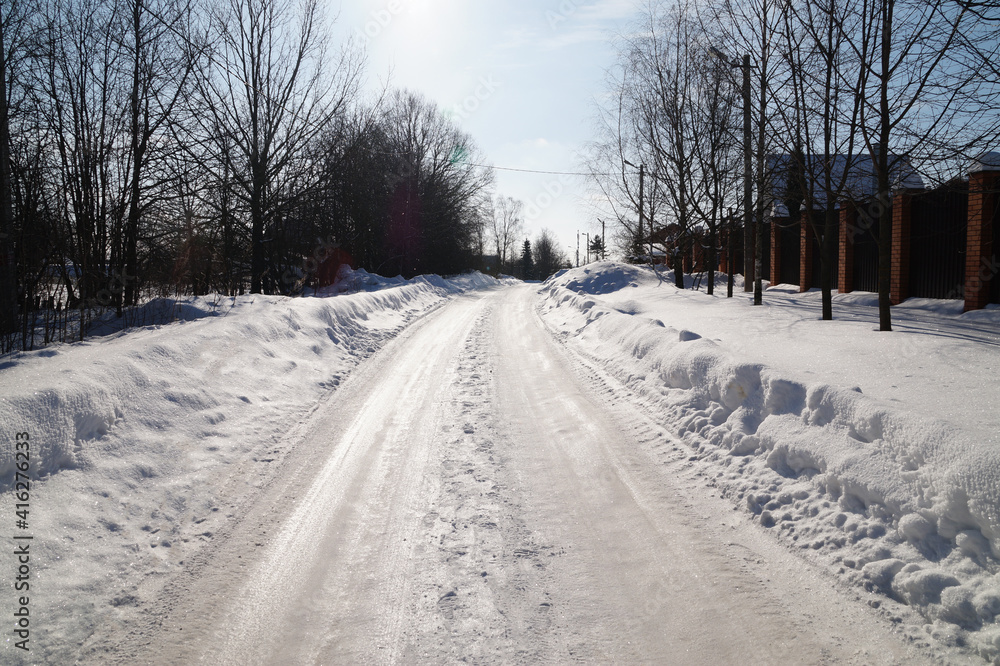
[
  {"left": 771, "top": 217, "right": 784, "bottom": 286},
  {"left": 890, "top": 190, "right": 916, "bottom": 305},
  {"left": 839, "top": 202, "right": 855, "bottom": 293},
  {"left": 965, "top": 166, "right": 1000, "bottom": 311},
  {"left": 800, "top": 215, "right": 813, "bottom": 292}
]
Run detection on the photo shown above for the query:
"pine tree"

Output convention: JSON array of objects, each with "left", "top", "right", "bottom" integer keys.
[
  {"left": 589, "top": 235, "right": 606, "bottom": 260},
  {"left": 521, "top": 238, "right": 533, "bottom": 280}
]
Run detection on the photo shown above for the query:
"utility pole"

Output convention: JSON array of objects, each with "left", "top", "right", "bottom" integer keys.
[
  {"left": 753, "top": 49, "right": 766, "bottom": 306},
  {"left": 710, "top": 47, "right": 754, "bottom": 294},
  {"left": 601, "top": 219, "right": 606, "bottom": 260},
  {"left": 743, "top": 54, "right": 754, "bottom": 295},
  {"left": 623, "top": 160, "right": 645, "bottom": 262}
]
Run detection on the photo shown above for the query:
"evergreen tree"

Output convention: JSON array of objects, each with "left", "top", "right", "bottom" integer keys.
[
  {"left": 521, "top": 238, "right": 533, "bottom": 280},
  {"left": 589, "top": 234, "right": 606, "bottom": 260}
]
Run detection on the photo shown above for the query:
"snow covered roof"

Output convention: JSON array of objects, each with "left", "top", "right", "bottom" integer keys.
[
  {"left": 971, "top": 151, "right": 1000, "bottom": 173},
  {"left": 765, "top": 154, "right": 924, "bottom": 216}
]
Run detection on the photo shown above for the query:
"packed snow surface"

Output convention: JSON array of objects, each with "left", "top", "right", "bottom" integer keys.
[
  {"left": 1, "top": 261, "right": 998, "bottom": 663},
  {"left": 539, "top": 262, "right": 1000, "bottom": 660}
]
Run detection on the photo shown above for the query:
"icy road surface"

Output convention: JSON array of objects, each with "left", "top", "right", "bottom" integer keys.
[{"left": 109, "top": 285, "right": 933, "bottom": 664}]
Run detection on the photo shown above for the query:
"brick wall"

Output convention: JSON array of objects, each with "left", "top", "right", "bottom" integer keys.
[
  {"left": 771, "top": 217, "right": 785, "bottom": 286},
  {"left": 800, "top": 215, "right": 814, "bottom": 292},
  {"left": 965, "top": 169, "right": 1000, "bottom": 311}
]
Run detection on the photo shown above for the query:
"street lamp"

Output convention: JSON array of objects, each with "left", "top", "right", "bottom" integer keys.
[{"left": 709, "top": 46, "right": 760, "bottom": 304}]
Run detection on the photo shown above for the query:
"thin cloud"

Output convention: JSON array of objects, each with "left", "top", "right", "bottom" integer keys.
[{"left": 538, "top": 0, "right": 638, "bottom": 51}]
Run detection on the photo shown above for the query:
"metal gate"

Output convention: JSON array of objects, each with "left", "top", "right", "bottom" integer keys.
[
  {"left": 809, "top": 212, "right": 838, "bottom": 288},
  {"left": 992, "top": 193, "right": 1000, "bottom": 304},
  {"left": 909, "top": 185, "right": 967, "bottom": 299},
  {"left": 853, "top": 206, "right": 880, "bottom": 293},
  {"left": 779, "top": 219, "right": 800, "bottom": 286}
]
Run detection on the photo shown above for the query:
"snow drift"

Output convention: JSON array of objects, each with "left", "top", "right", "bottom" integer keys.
[
  {"left": 539, "top": 262, "right": 1000, "bottom": 660},
  {"left": 0, "top": 271, "right": 500, "bottom": 484},
  {"left": 0, "top": 270, "right": 504, "bottom": 664}
]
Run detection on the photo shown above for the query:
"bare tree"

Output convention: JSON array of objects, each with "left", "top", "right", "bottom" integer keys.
[
  {"left": 37, "top": 0, "right": 129, "bottom": 312},
  {"left": 767, "top": 0, "right": 864, "bottom": 320},
  {"left": 849, "top": 0, "right": 1000, "bottom": 330},
  {"left": 590, "top": 0, "right": 741, "bottom": 291},
  {"left": 489, "top": 195, "right": 523, "bottom": 275},
  {"left": 706, "top": 0, "right": 786, "bottom": 303},
  {"left": 379, "top": 90, "right": 493, "bottom": 276},
  {"left": 534, "top": 228, "right": 569, "bottom": 280},
  {"left": 0, "top": 1, "right": 17, "bottom": 335},
  {"left": 633, "top": 0, "right": 699, "bottom": 289},
  {"left": 118, "top": 0, "right": 197, "bottom": 308},
  {"left": 193, "top": 0, "right": 362, "bottom": 293},
  {"left": 584, "top": 63, "right": 652, "bottom": 259}
]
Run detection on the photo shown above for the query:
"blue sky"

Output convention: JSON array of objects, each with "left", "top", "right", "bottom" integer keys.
[{"left": 331, "top": 0, "right": 639, "bottom": 263}]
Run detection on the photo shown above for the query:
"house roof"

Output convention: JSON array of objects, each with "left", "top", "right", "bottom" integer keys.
[
  {"left": 765, "top": 153, "right": 924, "bottom": 216},
  {"left": 972, "top": 152, "right": 1000, "bottom": 173}
]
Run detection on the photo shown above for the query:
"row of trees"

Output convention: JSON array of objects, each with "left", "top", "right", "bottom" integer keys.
[
  {"left": 516, "top": 230, "right": 572, "bottom": 281},
  {"left": 0, "top": 0, "right": 524, "bottom": 351},
  {"left": 589, "top": 0, "right": 1000, "bottom": 329}
]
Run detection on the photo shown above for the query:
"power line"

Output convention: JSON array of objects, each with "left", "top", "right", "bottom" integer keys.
[{"left": 460, "top": 162, "right": 613, "bottom": 177}]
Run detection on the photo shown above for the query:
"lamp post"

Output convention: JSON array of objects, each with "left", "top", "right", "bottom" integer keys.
[{"left": 709, "top": 47, "right": 757, "bottom": 302}]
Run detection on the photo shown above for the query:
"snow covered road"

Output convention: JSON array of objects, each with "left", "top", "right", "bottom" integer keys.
[{"left": 106, "top": 285, "right": 934, "bottom": 664}]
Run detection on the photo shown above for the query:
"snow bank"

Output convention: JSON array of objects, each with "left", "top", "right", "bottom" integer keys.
[
  {"left": 0, "top": 271, "right": 501, "bottom": 485},
  {"left": 539, "top": 262, "right": 1000, "bottom": 661},
  {"left": 0, "top": 270, "right": 502, "bottom": 663}
]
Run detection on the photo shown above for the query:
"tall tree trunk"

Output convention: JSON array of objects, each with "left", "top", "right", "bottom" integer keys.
[
  {"left": 124, "top": 0, "right": 143, "bottom": 310},
  {"left": 877, "top": 0, "right": 893, "bottom": 331},
  {"left": 250, "top": 164, "right": 265, "bottom": 294},
  {"left": 821, "top": 207, "right": 836, "bottom": 320}
]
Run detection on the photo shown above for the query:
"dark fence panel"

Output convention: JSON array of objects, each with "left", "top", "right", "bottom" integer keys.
[
  {"left": 910, "top": 185, "right": 967, "bottom": 299},
  {"left": 778, "top": 219, "right": 800, "bottom": 285},
  {"left": 992, "top": 193, "right": 1000, "bottom": 304},
  {"left": 760, "top": 220, "right": 771, "bottom": 282},
  {"left": 853, "top": 206, "right": 880, "bottom": 293},
  {"left": 809, "top": 211, "right": 838, "bottom": 288}
]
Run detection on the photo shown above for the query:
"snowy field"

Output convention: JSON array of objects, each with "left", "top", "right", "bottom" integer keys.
[
  {"left": 0, "top": 261, "right": 998, "bottom": 663},
  {"left": 538, "top": 261, "right": 1000, "bottom": 661}
]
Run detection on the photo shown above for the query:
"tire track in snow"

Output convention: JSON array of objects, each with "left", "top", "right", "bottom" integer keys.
[{"left": 396, "top": 301, "right": 562, "bottom": 663}]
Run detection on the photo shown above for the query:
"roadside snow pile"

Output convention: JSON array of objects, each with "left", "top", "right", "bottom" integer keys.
[
  {"left": 539, "top": 262, "right": 1000, "bottom": 661},
  {"left": 0, "top": 271, "right": 501, "bottom": 483},
  {"left": 0, "top": 270, "right": 499, "bottom": 664}
]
